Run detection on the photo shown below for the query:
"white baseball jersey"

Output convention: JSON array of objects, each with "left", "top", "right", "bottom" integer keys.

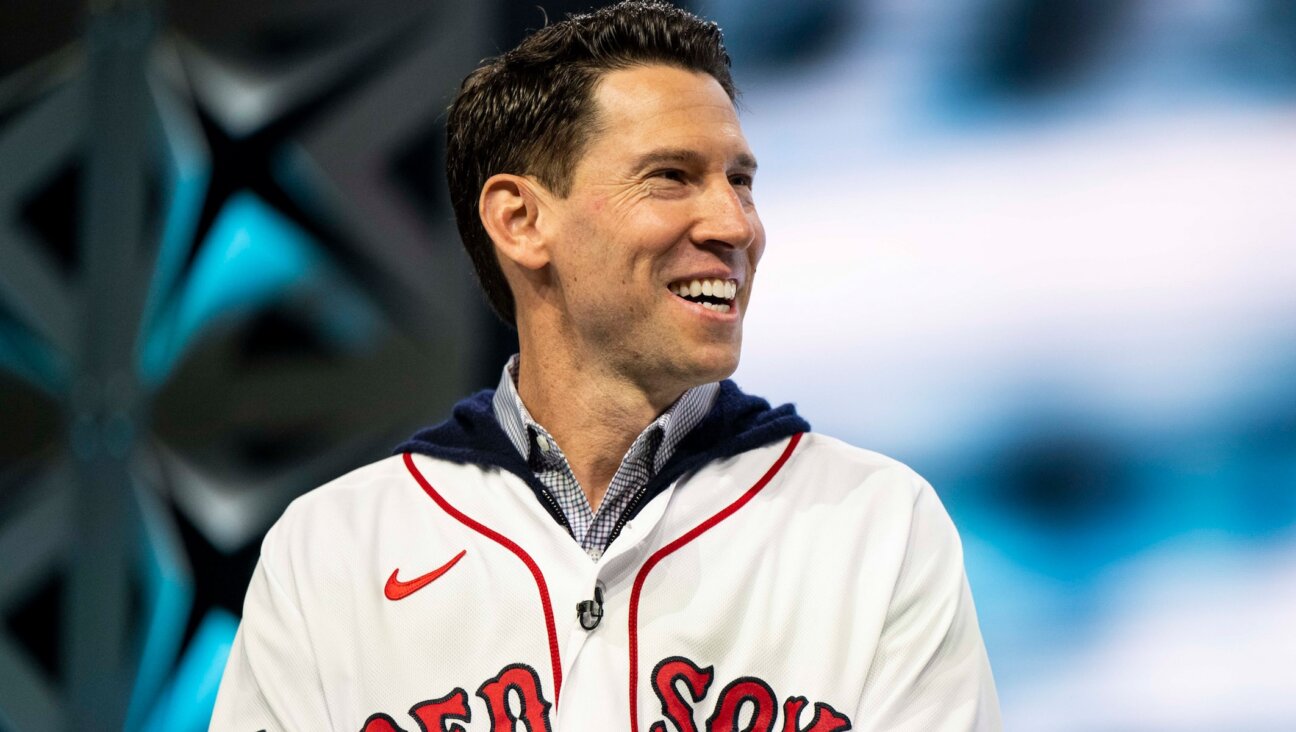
[{"left": 211, "top": 384, "right": 1000, "bottom": 731}]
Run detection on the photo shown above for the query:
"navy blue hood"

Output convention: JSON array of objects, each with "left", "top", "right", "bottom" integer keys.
[{"left": 395, "top": 380, "right": 809, "bottom": 532}]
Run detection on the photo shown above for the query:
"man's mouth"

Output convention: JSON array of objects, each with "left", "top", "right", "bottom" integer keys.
[{"left": 668, "top": 278, "right": 737, "bottom": 313}]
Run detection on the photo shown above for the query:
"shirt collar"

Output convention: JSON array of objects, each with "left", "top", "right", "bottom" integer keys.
[{"left": 490, "top": 354, "right": 718, "bottom": 473}]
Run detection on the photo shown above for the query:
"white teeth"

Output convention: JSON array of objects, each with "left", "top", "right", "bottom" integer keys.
[
  {"left": 671, "top": 278, "right": 738, "bottom": 302},
  {"left": 700, "top": 302, "right": 731, "bottom": 313}
]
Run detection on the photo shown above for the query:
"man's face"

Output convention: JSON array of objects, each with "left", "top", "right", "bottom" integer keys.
[{"left": 539, "top": 64, "right": 765, "bottom": 395}]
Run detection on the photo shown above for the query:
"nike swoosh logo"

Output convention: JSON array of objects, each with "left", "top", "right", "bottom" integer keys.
[{"left": 384, "top": 549, "right": 467, "bottom": 601}]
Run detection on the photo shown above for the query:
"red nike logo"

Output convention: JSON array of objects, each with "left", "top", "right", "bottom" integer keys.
[{"left": 384, "top": 549, "right": 467, "bottom": 601}]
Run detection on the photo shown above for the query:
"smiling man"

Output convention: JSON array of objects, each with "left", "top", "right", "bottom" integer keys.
[
  {"left": 211, "top": 2, "right": 1000, "bottom": 730},
  {"left": 476, "top": 60, "right": 763, "bottom": 517}
]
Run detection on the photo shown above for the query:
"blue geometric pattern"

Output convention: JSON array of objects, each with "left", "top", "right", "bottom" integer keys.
[
  {"left": 138, "top": 610, "right": 239, "bottom": 732},
  {"left": 0, "top": 1, "right": 495, "bottom": 729}
]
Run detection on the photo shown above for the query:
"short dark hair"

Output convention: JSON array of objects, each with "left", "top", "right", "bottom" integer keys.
[{"left": 445, "top": 0, "right": 737, "bottom": 325}]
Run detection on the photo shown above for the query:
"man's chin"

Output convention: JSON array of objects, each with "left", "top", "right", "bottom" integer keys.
[
  {"left": 620, "top": 338, "right": 742, "bottom": 399},
  {"left": 675, "top": 347, "right": 741, "bottom": 388}
]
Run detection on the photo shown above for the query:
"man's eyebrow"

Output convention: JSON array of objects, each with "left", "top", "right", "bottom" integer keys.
[
  {"left": 630, "top": 148, "right": 759, "bottom": 173},
  {"left": 734, "top": 152, "right": 759, "bottom": 172}
]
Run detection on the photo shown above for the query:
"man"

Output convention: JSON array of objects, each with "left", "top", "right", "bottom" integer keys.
[{"left": 211, "top": 2, "right": 1000, "bottom": 730}]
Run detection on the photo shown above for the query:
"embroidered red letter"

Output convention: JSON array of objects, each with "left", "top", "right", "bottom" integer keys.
[
  {"left": 410, "top": 688, "right": 472, "bottom": 732},
  {"left": 476, "top": 663, "right": 553, "bottom": 731},
  {"left": 706, "top": 677, "right": 778, "bottom": 732},
  {"left": 781, "top": 697, "right": 852, "bottom": 732},
  {"left": 649, "top": 656, "right": 715, "bottom": 732}
]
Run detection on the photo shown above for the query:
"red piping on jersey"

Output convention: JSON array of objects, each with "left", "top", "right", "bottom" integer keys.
[
  {"left": 402, "top": 452, "right": 563, "bottom": 703},
  {"left": 627, "top": 432, "right": 804, "bottom": 731}
]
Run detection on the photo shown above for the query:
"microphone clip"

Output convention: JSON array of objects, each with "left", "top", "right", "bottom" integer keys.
[{"left": 577, "top": 584, "right": 604, "bottom": 630}]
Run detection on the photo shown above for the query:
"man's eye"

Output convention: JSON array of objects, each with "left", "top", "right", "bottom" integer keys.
[
  {"left": 653, "top": 169, "right": 686, "bottom": 183},
  {"left": 730, "top": 174, "right": 754, "bottom": 189}
]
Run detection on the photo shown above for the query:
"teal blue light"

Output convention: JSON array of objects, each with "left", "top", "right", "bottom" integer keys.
[
  {"left": 177, "top": 191, "right": 323, "bottom": 332},
  {"left": 141, "top": 191, "right": 325, "bottom": 384},
  {"left": 123, "top": 486, "right": 195, "bottom": 732},
  {"left": 137, "top": 91, "right": 210, "bottom": 388},
  {"left": 139, "top": 609, "right": 239, "bottom": 732},
  {"left": 0, "top": 315, "right": 68, "bottom": 395}
]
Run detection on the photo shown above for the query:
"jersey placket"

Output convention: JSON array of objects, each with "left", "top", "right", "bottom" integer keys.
[{"left": 527, "top": 423, "right": 664, "bottom": 560}]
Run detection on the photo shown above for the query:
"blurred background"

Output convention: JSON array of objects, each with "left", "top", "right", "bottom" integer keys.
[{"left": 0, "top": 0, "right": 1293, "bottom": 729}]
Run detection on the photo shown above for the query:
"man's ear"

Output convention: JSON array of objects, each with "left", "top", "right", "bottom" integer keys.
[{"left": 479, "top": 173, "right": 550, "bottom": 271}]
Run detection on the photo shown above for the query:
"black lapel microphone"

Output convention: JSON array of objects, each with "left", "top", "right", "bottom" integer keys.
[{"left": 577, "top": 584, "right": 604, "bottom": 630}]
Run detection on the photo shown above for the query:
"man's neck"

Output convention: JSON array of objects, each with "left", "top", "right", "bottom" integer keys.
[{"left": 514, "top": 347, "right": 683, "bottom": 512}]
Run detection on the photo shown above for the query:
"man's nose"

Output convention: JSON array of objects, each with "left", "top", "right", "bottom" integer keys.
[{"left": 693, "top": 181, "right": 757, "bottom": 250}]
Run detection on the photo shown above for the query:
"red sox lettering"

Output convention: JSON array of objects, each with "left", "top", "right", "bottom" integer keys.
[
  {"left": 359, "top": 664, "right": 551, "bottom": 732},
  {"left": 649, "top": 657, "right": 852, "bottom": 732},
  {"left": 358, "top": 656, "right": 851, "bottom": 731}
]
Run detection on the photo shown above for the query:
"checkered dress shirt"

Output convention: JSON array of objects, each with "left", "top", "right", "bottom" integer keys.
[{"left": 491, "top": 355, "right": 719, "bottom": 560}]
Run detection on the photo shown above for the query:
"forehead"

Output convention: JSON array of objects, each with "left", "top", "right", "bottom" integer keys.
[{"left": 583, "top": 64, "right": 751, "bottom": 164}]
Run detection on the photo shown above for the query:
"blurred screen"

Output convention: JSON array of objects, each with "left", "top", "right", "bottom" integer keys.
[{"left": 720, "top": 0, "right": 1296, "bottom": 729}]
